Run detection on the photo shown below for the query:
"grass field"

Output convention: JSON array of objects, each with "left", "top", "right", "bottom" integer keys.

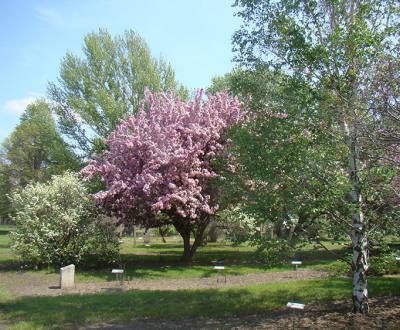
[
  {"left": 0, "top": 225, "right": 350, "bottom": 281},
  {"left": 0, "top": 225, "right": 14, "bottom": 269},
  {"left": 0, "top": 277, "right": 399, "bottom": 329},
  {"left": 0, "top": 224, "right": 399, "bottom": 329}
]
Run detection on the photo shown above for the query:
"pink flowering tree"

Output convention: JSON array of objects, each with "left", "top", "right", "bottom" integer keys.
[{"left": 83, "top": 90, "right": 244, "bottom": 261}]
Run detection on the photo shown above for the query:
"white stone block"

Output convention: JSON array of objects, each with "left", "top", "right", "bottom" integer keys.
[
  {"left": 60, "top": 264, "right": 75, "bottom": 289},
  {"left": 287, "top": 302, "right": 305, "bottom": 310}
]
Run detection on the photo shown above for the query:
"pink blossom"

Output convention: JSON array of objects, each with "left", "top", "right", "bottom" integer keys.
[{"left": 82, "top": 89, "right": 244, "bottom": 224}]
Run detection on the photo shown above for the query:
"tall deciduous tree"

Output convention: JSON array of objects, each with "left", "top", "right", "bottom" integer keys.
[
  {"left": 210, "top": 68, "right": 348, "bottom": 241},
  {"left": 83, "top": 90, "right": 243, "bottom": 261},
  {"left": 49, "top": 29, "right": 188, "bottom": 156},
  {"left": 0, "top": 100, "right": 80, "bottom": 220},
  {"left": 233, "top": 0, "right": 400, "bottom": 313}
]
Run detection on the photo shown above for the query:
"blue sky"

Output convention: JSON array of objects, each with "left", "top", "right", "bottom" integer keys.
[{"left": 0, "top": 0, "right": 240, "bottom": 141}]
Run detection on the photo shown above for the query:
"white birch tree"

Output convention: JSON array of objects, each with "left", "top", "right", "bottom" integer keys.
[{"left": 233, "top": 0, "right": 400, "bottom": 313}]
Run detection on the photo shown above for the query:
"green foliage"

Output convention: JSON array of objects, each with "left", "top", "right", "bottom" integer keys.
[
  {"left": 369, "top": 254, "right": 399, "bottom": 276},
  {"left": 224, "top": 1, "right": 400, "bottom": 255},
  {"left": 10, "top": 172, "right": 119, "bottom": 267},
  {"left": 0, "top": 100, "right": 80, "bottom": 222},
  {"left": 369, "top": 236, "right": 400, "bottom": 276},
  {"left": 5, "top": 100, "right": 80, "bottom": 182},
  {"left": 254, "top": 238, "right": 294, "bottom": 266},
  {"left": 319, "top": 239, "right": 400, "bottom": 277},
  {"left": 217, "top": 206, "right": 258, "bottom": 245},
  {"left": 0, "top": 162, "right": 13, "bottom": 222},
  {"left": 49, "top": 28, "right": 188, "bottom": 156},
  {"left": 213, "top": 67, "right": 351, "bottom": 246}
]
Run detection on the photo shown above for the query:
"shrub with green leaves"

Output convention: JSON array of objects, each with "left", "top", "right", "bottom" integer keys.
[
  {"left": 255, "top": 239, "right": 294, "bottom": 266},
  {"left": 368, "top": 238, "right": 400, "bottom": 276},
  {"left": 10, "top": 172, "right": 119, "bottom": 267}
]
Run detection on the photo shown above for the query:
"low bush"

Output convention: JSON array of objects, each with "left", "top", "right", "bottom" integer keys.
[
  {"left": 10, "top": 172, "right": 119, "bottom": 267},
  {"left": 255, "top": 238, "right": 294, "bottom": 266}
]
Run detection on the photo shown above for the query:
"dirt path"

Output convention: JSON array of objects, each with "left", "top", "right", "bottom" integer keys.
[
  {"left": 0, "top": 269, "right": 328, "bottom": 297},
  {"left": 83, "top": 296, "right": 400, "bottom": 329}
]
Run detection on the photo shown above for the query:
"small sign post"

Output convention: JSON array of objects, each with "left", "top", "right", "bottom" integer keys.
[
  {"left": 214, "top": 265, "right": 226, "bottom": 283},
  {"left": 287, "top": 302, "right": 305, "bottom": 329},
  {"left": 291, "top": 261, "right": 302, "bottom": 271},
  {"left": 112, "top": 269, "right": 124, "bottom": 285}
]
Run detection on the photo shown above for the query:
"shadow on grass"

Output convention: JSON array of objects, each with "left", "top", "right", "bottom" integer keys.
[
  {"left": 0, "top": 244, "right": 346, "bottom": 280},
  {"left": 0, "top": 258, "right": 20, "bottom": 271},
  {"left": 295, "top": 248, "right": 350, "bottom": 262},
  {"left": 75, "top": 262, "right": 271, "bottom": 282},
  {"left": 1, "top": 278, "right": 399, "bottom": 329}
]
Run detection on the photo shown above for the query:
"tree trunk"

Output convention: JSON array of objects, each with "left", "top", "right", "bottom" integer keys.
[
  {"left": 207, "top": 220, "right": 219, "bottom": 242},
  {"left": 181, "top": 230, "right": 192, "bottom": 262},
  {"left": 288, "top": 224, "right": 296, "bottom": 241},
  {"left": 173, "top": 217, "right": 210, "bottom": 263},
  {"left": 173, "top": 220, "right": 193, "bottom": 262},
  {"left": 158, "top": 227, "right": 167, "bottom": 243},
  {"left": 270, "top": 226, "right": 274, "bottom": 239},
  {"left": 351, "top": 214, "right": 369, "bottom": 314},
  {"left": 345, "top": 122, "right": 369, "bottom": 314},
  {"left": 190, "top": 222, "right": 208, "bottom": 257}
]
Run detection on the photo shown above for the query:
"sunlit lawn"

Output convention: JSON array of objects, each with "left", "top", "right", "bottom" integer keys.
[
  {"left": 1, "top": 225, "right": 399, "bottom": 329},
  {"left": 0, "top": 224, "right": 349, "bottom": 281},
  {"left": 0, "top": 277, "right": 399, "bottom": 330}
]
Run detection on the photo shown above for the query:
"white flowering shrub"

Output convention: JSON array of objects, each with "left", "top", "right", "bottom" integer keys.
[
  {"left": 10, "top": 172, "right": 119, "bottom": 267},
  {"left": 217, "top": 206, "right": 258, "bottom": 245}
]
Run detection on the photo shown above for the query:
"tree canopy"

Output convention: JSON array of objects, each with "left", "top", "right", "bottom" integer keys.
[
  {"left": 233, "top": 0, "right": 400, "bottom": 313},
  {"left": 83, "top": 90, "right": 243, "bottom": 261},
  {"left": 49, "top": 29, "right": 188, "bottom": 156},
  {"left": 0, "top": 100, "right": 80, "bottom": 221}
]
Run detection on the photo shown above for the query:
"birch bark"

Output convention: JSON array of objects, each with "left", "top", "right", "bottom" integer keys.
[{"left": 344, "top": 121, "right": 369, "bottom": 313}]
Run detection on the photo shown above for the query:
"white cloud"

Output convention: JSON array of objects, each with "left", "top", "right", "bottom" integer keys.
[
  {"left": 2, "top": 93, "right": 45, "bottom": 115},
  {"left": 35, "top": 7, "right": 64, "bottom": 26},
  {"left": 3, "top": 98, "right": 36, "bottom": 115}
]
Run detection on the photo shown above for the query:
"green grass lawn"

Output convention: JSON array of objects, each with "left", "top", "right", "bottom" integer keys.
[
  {"left": 0, "top": 224, "right": 351, "bottom": 281},
  {"left": 0, "top": 225, "right": 15, "bottom": 268},
  {"left": 72, "top": 241, "right": 349, "bottom": 282},
  {"left": 1, "top": 224, "right": 396, "bottom": 281},
  {"left": 1, "top": 224, "right": 399, "bottom": 329},
  {"left": 0, "top": 277, "right": 399, "bottom": 330}
]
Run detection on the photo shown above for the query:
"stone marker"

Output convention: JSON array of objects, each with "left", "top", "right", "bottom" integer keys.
[{"left": 60, "top": 264, "right": 75, "bottom": 289}]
